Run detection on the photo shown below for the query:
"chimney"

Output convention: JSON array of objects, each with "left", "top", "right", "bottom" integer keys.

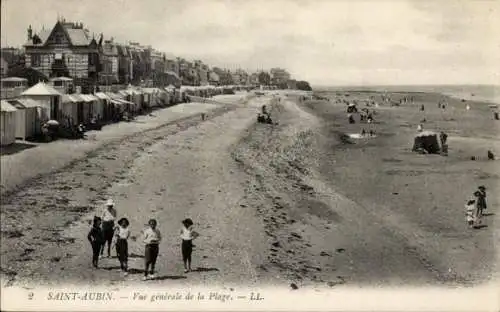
[{"left": 27, "top": 25, "right": 33, "bottom": 41}]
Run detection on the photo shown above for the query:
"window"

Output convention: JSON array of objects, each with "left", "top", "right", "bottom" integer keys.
[
  {"left": 54, "top": 80, "right": 63, "bottom": 86},
  {"left": 31, "top": 54, "right": 41, "bottom": 67},
  {"left": 88, "top": 53, "right": 95, "bottom": 66},
  {"left": 55, "top": 34, "right": 64, "bottom": 44}
]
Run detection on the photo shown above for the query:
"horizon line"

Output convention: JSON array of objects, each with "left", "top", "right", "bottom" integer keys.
[{"left": 312, "top": 83, "right": 500, "bottom": 87}]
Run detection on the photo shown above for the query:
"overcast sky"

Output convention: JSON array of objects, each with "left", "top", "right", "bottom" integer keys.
[{"left": 1, "top": 0, "right": 499, "bottom": 86}]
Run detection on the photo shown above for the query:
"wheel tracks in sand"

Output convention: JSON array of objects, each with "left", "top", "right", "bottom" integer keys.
[
  {"left": 0, "top": 103, "right": 241, "bottom": 287},
  {"left": 232, "top": 98, "right": 475, "bottom": 288}
]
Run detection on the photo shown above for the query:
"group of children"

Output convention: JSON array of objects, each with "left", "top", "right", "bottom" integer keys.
[
  {"left": 87, "top": 199, "right": 199, "bottom": 281},
  {"left": 465, "top": 186, "right": 488, "bottom": 229}
]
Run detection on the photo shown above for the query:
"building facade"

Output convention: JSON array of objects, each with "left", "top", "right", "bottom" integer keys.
[
  {"left": 0, "top": 57, "right": 8, "bottom": 77},
  {"left": 270, "top": 68, "right": 291, "bottom": 86},
  {"left": 100, "top": 39, "right": 119, "bottom": 85},
  {"left": 24, "top": 20, "right": 101, "bottom": 92},
  {"left": 231, "top": 69, "right": 249, "bottom": 85},
  {"left": 116, "top": 44, "right": 132, "bottom": 84}
]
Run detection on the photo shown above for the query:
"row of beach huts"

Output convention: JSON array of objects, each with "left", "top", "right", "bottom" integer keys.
[{"left": 0, "top": 77, "right": 244, "bottom": 146}]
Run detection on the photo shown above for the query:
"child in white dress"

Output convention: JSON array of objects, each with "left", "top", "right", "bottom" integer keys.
[{"left": 465, "top": 198, "right": 476, "bottom": 228}]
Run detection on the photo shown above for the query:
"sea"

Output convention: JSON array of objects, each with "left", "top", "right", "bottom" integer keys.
[{"left": 315, "top": 85, "right": 500, "bottom": 105}]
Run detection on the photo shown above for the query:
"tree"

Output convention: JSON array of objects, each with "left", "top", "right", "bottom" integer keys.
[
  {"left": 258, "top": 71, "right": 271, "bottom": 85},
  {"left": 296, "top": 80, "right": 312, "bottom": 91}
]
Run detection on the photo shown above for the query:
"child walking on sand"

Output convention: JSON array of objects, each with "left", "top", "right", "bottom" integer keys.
[
  {"left": 180, "top": 218, "right": 199, "bottom": 273},
  {"left": 465, "top": 198, "right": 476, "bottom": 228},
  {"left": 88, "top": 216, "right": 104, "bottom": 268},
  {"left": 142, "top": 219, "right": 161, "bottom": 281},
  {"left": 114, "top": 218, "right": 130, "bottom": 276}
]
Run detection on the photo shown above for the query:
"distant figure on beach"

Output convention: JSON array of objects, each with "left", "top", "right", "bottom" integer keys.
[
  {"left": 88, "top": 216, "right": 104, "bottom": 268},
  {"left": 420, "top": 104, "right": 425, "bottom": 111},
  {"left": 361, "top": 129, "right": 366, "bottom": 136},
  {"left": 114, "top": 218, "right": 130, "bottom": 276},
  {"left": 101, "top": 199, "right": 117, "bottom": 258},
  {"left": 348, "top": 114, "right": 355, "bottom": 124},
  {"left": 367, "top": 112, "right": 373, "bottom": 123},
  {"left": 487, "top": 150, "right": 495, "bottom": 160},
  {"left": 465, "top": 198, "right": 476, "bottom": 228},
  {"left": 417, "top": 124, "right": 423, "bottom": 132},
  {"left": 439, "top": 132, "right": 448, "bottom": 145},
  {"left": 476, "top": 186, "right": 487, "bottom": 216},
  {"left": 466, "top": 104, "right": 470, "bottom": 110},
  {"left": 180, "top": 218, "right": 199, "bottom": 273},
  {"left": 143, "top": 219, "right": 161, "bottom": 280}
]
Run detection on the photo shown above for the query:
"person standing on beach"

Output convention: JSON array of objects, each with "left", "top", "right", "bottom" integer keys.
[
  {"left": 465, "top": 198, "right": 476, "bottom": 228},
  {"left": 472, "top": 187, "right": 487, "bottom": 228},
  {"left": 114, "top": 218, "right": 130, "bottom": 276},
  {"left": 142, "top": 219, "right": 161, "bottom": 280},
  {"left": 88, "top": 216, "right": 104, "bottom": 268},
  {"left": 180, "top": 218, "right": 199, "bottom": 273},
  {"left": 476, "top": 186, "right": 488, "bottom": 215},
  {"left": 101, "top": 199, "right": 117, "bottom": 258}
]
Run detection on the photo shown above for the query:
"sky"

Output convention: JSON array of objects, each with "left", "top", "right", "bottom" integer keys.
[{"left": 1, "top": 0, "right": 499, "bottom": 86}]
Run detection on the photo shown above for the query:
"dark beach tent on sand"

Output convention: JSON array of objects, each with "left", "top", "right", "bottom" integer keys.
[
  {"left": 347, "top": 103, "right": 357, "bottom": 113},
  {"left": 412, "top": 131, "right": 441, "bottom": 154}
]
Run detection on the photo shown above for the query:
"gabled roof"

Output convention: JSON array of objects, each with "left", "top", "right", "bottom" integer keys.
[
  {"left": 21, "top": 82, "right": 62, "bottom": 96},
  {"left": 95, "top": 92, "right": 110, "bottom": 100},
  {"left": 9, "top": 98, "right": 40, "bottom": 108},
  {"left": 102, "top": 41, "right": 119, "bottom": 56},
  {"left": 62, "top": 94, "right": 81, "bottom": 103},
  {"left": 0, "top": 100, "right": 18, "bottom": 112},
  {"left": 116, "top": 45, "right": 131, "bottom": 57},
  {"left": 166, "top": 71, "right": 181, "bottom": 80},
  {"left": 25, "top": 21, "right": 91, "bottom": 47},
  {"left": 65, "top": 28, "right": 91, "bottom": 46},
  {"left": 80, "top": 94, "right": 97, "bottom": 102}
]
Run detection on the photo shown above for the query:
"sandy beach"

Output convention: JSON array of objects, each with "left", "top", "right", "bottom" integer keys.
[{"left": 0, "top": 90, "right": 498, "bottom": 290}]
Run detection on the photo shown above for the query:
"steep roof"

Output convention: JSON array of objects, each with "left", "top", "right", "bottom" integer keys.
[
  {"left": 16, "top": 98, "right": 42, "bottom": 108},
  {"left": 0, "top": 100, "right": 18, "bottom": 112},
  {"left": 65, "top": 28, "right": 91, "bottom": 46},
  {"left": 25, "top": 21, "right": 91, "bottom": 47},
  {"left": 21, "top": 82, "right": 62, "bottom": 96},
  {"left": 102, "top": 41, "right": 119, "bottom": 56},
  {"left": 166, "top": 71, "right": 180, "bottom": 80}
]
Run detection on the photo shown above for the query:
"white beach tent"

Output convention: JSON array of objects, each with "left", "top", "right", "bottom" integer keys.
[
  {"left": 79, "top": 94, "right": 100, "bottom": 120},
  {"left": 1, "top": 100, "right": 18, "bottom": 146},
  {"left": 61, "top": 94, "right": 80, "bottom": 125},
  {"left": 21, "top": 82, "right": 62, "bottom": 121},
  {"left": 95, "top": 92, "right": 111, "bottom": 120},
  {"left": 9, "top": 98, "right": 40, "bottom": 140}
]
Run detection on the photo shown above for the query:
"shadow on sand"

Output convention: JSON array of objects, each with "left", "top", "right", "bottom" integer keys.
[
  {"left": 0, "top": 142, "right": 37, "bottom": 156},
  {"left": 102, "top": 266, "right": 121, "bottom": 271},
  {"left": 153, "top": 275, "right": 187, "bottom": 280},
  {"left": 474, "top": 224, "right": 488, "bottom": 230},
  {"left": 192, "top": 267, "right": 220, "bottom": 272}
]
